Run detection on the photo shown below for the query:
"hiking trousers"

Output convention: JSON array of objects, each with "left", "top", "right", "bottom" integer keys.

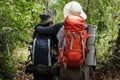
[{"left": 59, "top": 64, "right": 90, "bottom": 80}]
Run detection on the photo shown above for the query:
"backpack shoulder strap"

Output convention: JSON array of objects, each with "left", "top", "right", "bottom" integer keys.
[{"left": 61, "top": 31, "right": 69, "bottom": 55}]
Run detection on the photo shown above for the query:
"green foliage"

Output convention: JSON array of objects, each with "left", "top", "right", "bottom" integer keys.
[
  {"left": 0, "top": 0, "right": 43, "bottom": 79},
  {"left": 0, "top": 54, "right": 17, "bottom": 79}
]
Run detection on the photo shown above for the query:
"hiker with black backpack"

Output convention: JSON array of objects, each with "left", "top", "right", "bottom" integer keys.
[{"left": 32, "top": 9, "right": 63, "bottom": 80}]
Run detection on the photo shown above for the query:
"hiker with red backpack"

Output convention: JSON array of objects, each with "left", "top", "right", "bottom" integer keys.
[
  {"left": 58, "top": 1, "right": 97, "bottom": 80},
  {"left": 58, "top": 1, "right": 89, "bottom": 80}
]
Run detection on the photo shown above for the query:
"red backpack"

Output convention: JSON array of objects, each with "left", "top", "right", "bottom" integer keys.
[{"left": 59, "top": 14, "right": 89, "bottom": 68}]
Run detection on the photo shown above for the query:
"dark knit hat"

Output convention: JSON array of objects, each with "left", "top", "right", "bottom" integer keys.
[{"left": 39, "top": 9, "right": 56, "bottom": 25}]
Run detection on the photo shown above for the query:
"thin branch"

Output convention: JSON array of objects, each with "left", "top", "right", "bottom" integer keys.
[
  {"left": 86, "top": 0, "right": 91, "bottom": 15},
  {"left": 111, "top": 55, "right": 120, "bottom": 60},
  {"left": 6, "top": 44, "right": 10, "bottom": 56}
]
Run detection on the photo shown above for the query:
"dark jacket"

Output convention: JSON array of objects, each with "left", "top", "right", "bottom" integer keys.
[
  {"left": 33, "top": 22, "right": 63, "bottom": 53},
  {"left": 34, "top": 22, "right": 63, "bottom": 36}
]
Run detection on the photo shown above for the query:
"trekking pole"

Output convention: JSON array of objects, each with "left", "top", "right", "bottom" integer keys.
[{"left": 25, "top": 43, "right": 33, "bottom": 65}]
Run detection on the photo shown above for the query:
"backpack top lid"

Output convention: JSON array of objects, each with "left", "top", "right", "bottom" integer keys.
[{"left": 64, "top": 14, "right": 86, "bottom": 31}]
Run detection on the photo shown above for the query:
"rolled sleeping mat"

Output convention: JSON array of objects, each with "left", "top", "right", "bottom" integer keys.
[
  {"left": 87, "top": 25, "right": 97, "bottom": 45},
  {"left": 85, "top": 25, "right": 97, "bottom": 66},
  {"left": 85, "top": 46, "right": 96, "bottom": 66}
]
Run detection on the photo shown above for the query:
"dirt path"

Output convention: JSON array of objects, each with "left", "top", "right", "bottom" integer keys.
[
  {"left": 13, "top": 62, "right": 120, "bottom": 80},
  {"left": 13, "top": 62, "right": 33, "bottom": 80},
  {"left": 13, "top": 47, "right": 120, "bottom": 80}
]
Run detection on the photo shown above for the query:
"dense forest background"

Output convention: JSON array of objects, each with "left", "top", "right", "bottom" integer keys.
[{"left": 0, "top": 0, "right": 120, "bottom": 80}]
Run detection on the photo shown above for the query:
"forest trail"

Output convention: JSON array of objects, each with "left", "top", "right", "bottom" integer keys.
[
  {"left": 13, "top": 62, "right": 33, "bottom": 80},
  {"left": 13, "top": 62, "right": 120, "bottom": 80},
  {"left": 12, "top": 47, "right": 120, "bottom": 80},
  {"left": 13, "top": 47, "right": 33, "bottom": 80}
]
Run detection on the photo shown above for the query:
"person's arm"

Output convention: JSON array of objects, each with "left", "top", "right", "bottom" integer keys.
[{"left": 35, "top": 22, "right": 63, "bottom": 35}]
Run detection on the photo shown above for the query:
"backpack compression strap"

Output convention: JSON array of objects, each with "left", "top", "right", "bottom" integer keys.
[
  {"left": 32, "top": 38, "right": 37, "bottom": 64},
  {"left": 48, "top": 39, "right": 52, "bottom": 66},
  {"left": 80, "top": 32, "right": 85, "bottom": 61}
]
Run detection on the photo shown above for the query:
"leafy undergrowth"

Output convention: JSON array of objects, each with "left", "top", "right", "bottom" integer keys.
[
  {"left": 12, "top": 47, "right": 33, "bottom": 80},
  {"left": 90, "top": 69, "right": 120, "bottom": 80},
  {"left": 13, "top": 62, "right": 33, "bottom": 80}
]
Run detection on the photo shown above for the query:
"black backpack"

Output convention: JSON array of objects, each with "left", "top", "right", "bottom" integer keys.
[
  {"left": 33, "top": 34, "right": 58, "bottom": 66},
  {"left": 25, "top": 33, "right": 59, "bottom": 75}
]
